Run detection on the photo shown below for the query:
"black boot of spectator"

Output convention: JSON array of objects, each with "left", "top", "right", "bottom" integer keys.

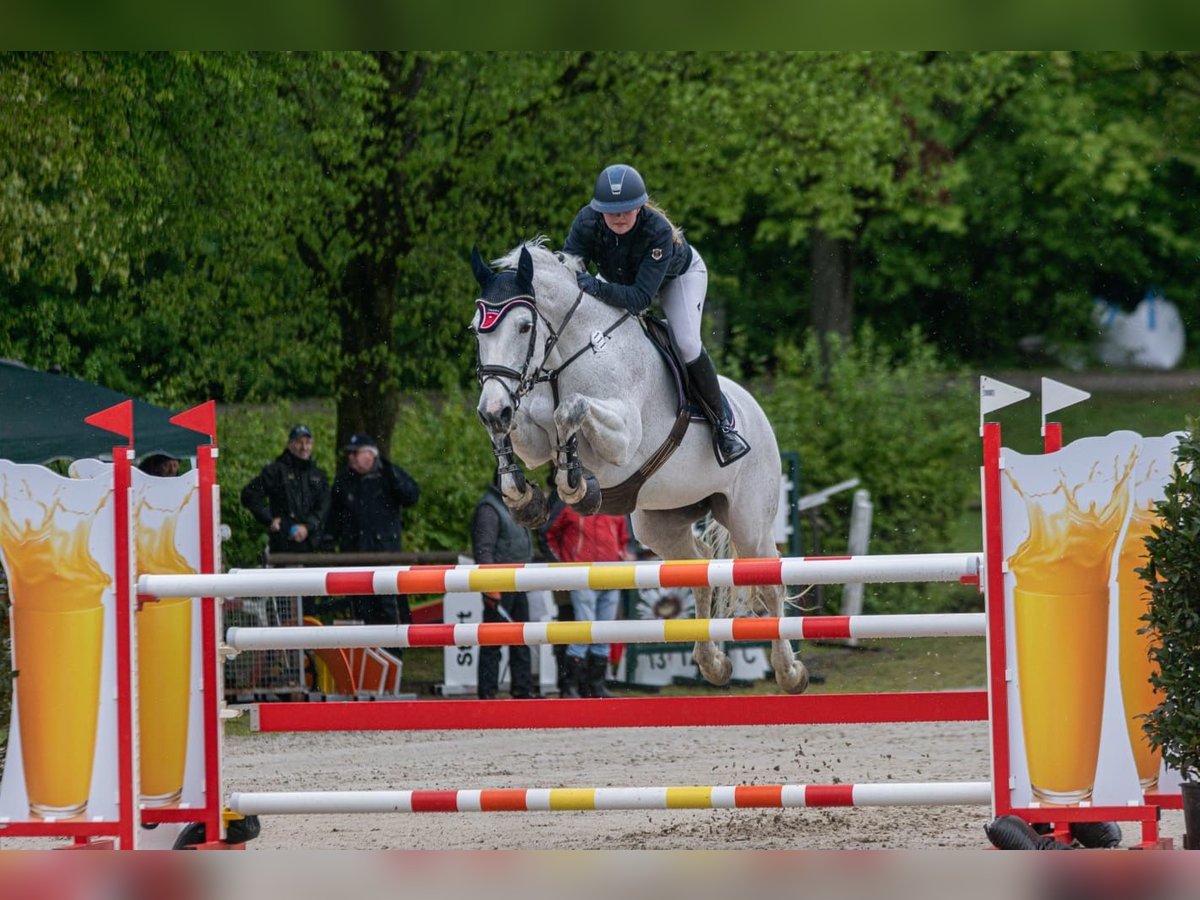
[
  {"left": 566, "top": 655, "right": 591, "bottom": 698},
  {"left": 586, "top": 654, "right": 613, "bottom": 698}
]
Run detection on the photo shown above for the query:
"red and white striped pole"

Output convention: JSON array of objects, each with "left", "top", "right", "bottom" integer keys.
[
  {"left": 228, "top": 781, "right": 992, "bottom": 816},
  {"left": 226, "top": 612, "right": 985, "bottom": 652},
  {"left": 140, "top": 551, "right": 982, "bottom": 600}
]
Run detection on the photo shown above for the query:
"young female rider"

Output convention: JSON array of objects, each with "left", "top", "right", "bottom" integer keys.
[{"left": 563, "top": 163, "right": 750, "bottom": 466}]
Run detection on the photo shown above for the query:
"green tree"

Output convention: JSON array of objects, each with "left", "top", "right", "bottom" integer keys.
[
  {"left": 855, "top": 51, "right": 1200, "bottom": 366},
  {"left": 0, "top": 52, "right": 351, "bottom": 403}
]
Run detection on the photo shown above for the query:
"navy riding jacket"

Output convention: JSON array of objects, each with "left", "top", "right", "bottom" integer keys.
[{"left": 563, "top": 205, "right": 693, "bottom": 314}]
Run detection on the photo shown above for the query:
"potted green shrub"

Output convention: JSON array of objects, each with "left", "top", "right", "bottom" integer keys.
[{"left": 1140, "top": 417, "right": 1200, "bottom": 849}]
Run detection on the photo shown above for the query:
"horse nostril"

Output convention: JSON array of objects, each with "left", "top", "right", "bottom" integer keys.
[{"left": 478, "top": 403, "right": 514, "bottom": 434}]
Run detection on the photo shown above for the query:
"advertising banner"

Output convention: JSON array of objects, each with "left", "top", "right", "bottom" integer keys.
[
  {"left": 0, "top": 461, "right": 120, "bottom": 823},
  {"left": 1000, "top": 431, "right": 1183, "bottom": 808}
]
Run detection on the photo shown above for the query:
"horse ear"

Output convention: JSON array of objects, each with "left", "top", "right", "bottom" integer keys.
[
  {"left": 470, "top": 245, "right": 494, "bottom": 290},
  {"left": 516, "top": 246, "right": 534, "bottom": 295}
]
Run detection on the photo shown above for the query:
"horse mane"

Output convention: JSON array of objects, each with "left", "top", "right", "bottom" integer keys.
[{"left": 491, "top": 238, "right": 584, "bottom": 308}]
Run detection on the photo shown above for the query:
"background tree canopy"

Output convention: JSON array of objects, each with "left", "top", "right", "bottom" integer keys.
[{"left": 1, "top": 51, "right": 1198, "bottom": 574}]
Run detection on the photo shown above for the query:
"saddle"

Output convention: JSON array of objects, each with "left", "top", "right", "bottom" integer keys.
[
  {"left": 638, "top": 315, "right": 736, "bottom": 425},
  {"left": 594, "top": 314, "right": 733, "bottom": 516}
]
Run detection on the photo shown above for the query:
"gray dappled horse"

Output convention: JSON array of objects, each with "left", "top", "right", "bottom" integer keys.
[{"left": 470, "top": 240, "right": 808, "bottom": 694}]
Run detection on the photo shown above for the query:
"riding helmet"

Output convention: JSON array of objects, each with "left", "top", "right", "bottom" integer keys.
[{"left": 590, "top": 164, "right": 648, "bottom": 214}]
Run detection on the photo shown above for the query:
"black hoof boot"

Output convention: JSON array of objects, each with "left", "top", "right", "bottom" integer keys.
[
  {"left": 570, "top": 474, "right": 603, "bottom": 516},
  {"left": 509, "top": 485, "right": 549, "bottom": 528}
]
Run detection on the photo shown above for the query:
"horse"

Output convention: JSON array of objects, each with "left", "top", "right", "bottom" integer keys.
[{"left": 469, "top": 239, "right": 808, "bottom": 694}]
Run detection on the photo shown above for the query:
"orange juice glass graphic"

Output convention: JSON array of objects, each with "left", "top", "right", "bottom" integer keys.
[
  {"left": 0, "top": 485, "right": 109, "bottom": 819},
  {"left": 1116, "top": 504, "right": 1162, "bottom": 791},
  {"left": 1008, "top": 457, "right": 1132, "bottom": 805},
  {"left": 135, "top": 494, "right": 195, "bottom": 806}
]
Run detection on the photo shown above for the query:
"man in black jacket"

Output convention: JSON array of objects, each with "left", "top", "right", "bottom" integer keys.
[
  {"left": 240, "top": 424, "right": 331, "bottom": 556},
  {"left": 328, "top": 433, "right": 420, "bottom": 626}
]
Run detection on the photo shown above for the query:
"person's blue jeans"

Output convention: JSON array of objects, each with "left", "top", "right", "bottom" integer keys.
[{"left": 567, "top": 588, "right": 619, "bottom": 659}]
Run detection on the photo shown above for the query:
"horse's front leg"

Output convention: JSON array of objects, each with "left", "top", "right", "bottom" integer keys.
[
  {"left": 490, "top": 433, "right": 550, "bottom": 528},
  {"left": 552, "top": 393, "right": 642, "bottom": 512}
]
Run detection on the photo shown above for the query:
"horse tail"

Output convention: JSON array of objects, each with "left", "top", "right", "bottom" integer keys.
[
  {"left": 697, "top": 515, "right": 771, "bottom": 619},
  {"left": 699, "top": 515, "right": 806, "bottom": 619}
]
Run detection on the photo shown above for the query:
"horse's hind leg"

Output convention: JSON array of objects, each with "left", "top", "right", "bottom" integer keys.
[
  {"left": 713, "top": 498, "right": 809, "bottom": 695},
  {"left": 631, "top": 506, "right": 732, "bottom": 687}
]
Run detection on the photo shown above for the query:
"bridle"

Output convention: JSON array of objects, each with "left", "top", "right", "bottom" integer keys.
[
  {"left": 474, "top": 288, "right": 632, "bottom": 413},
  {"left": 474, "top": 295, "right": 545, "bottom": 405}
]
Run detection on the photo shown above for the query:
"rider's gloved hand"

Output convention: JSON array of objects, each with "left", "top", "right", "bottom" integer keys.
[{"left": 576, "top": 270, "right": 602, "bottom": 297}]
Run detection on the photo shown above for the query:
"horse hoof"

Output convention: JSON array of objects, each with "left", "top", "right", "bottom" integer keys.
[
  {"left": 570, "top": 476, "right": 602, "bottom": 515},
  {"left": 777, "top": 662, "right": 809, "bottom": 695},
  {"left": 509, "top": 486, "right": 549, "bottom": 528},
  {"left": 697, "top": 654, "right": 732, "bottom": 687}
]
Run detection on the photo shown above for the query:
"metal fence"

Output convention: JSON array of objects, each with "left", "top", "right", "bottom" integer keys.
[
  {"left": 223, "top": 594, "right": 305, "bottom": 700},
  {"left": 223, "top": 550, "right": 462, "bottom": 701}
]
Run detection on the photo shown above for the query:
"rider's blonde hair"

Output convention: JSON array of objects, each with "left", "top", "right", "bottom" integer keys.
[{"left": 645, "top": 200, "right": 685, "bottom": 246}]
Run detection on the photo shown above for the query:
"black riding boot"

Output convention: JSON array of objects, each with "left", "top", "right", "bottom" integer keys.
[
  {"left": 686, "top": 350, "right": 750, "bottom": 467},
  {"left": 586, "top": 654, "right": 613, "bottom": 699}
]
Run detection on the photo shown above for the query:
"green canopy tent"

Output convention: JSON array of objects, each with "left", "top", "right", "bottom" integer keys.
[{"left": 0, "top": 359, "right": 205, "bottom": 464}]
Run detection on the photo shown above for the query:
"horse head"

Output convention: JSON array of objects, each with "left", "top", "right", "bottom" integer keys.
[{"left": 470, "top": 244, "right": 543, "bottom": 437}]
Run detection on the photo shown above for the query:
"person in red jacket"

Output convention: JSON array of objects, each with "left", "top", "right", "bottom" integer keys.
[{"left": 538, "top": 495, "right": 631, "bottom": 698}]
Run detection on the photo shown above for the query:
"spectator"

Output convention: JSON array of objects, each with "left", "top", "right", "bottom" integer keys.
[
  {"left": 539, "top": 492, "right": 631, "bottom": 698},
  {"left": 240, "top": 424, "right": 330, "bottom": 555},
  {"left": 470, "top": 473, "right": 539, "bottom": 700},
  {"left": 138, "top": 452, "right": 181, "bottom": 477},
  {"left": 327, "top": 433, "right": 420, "bottom": 627}
]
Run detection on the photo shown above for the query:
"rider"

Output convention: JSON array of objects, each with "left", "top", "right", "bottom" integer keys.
[{"left": 563, "top": 163, "right": 751, "bottom": 467}]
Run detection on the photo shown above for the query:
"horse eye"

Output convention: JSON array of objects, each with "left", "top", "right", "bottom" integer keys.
[{"left": 518, "top": 321, "right": 532, "bottom": 334}]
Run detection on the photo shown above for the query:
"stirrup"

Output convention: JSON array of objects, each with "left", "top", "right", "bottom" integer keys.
[{"left": 712, "top": 425, "right": 750, "bottom": 467}]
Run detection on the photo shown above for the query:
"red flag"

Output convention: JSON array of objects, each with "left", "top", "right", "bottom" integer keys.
[
  {"left": 84, "top": 400, "right": 134, "bottom": 443},
  {"left": 170, "top": 400, "right": 217, "bottom": 442}
]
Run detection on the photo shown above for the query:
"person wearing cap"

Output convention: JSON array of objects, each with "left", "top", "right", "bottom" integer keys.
[
  {"left": 563, "top": 163, "right": 750, "bottom": 467},
  {"left": 239, "top": 424, "right": 331, "bottom": 555},
  {"left": 327, "top": 433, "right": 420, "bottom": 626}
]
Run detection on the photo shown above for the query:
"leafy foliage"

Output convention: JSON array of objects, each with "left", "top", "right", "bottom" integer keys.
[
  {"left": 217, "top": 389, "right": 496, "bottom": 568},
  {"left": 1140, "top": 418, "right": 1200, "bottom": 782},
  {"left": 4, "top": 51, "right": 1200, "bottom": 405}
]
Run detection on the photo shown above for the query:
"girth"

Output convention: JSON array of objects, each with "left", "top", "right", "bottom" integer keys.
[{"left": 593, "top": 317, "right": 693, "bottom": 516}]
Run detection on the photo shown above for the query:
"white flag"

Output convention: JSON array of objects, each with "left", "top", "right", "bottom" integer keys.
[
  {"left": 980, "top": 376, "right": 1031, "bottom": 421},
  {"left": 1041, "top": 377, "right": 1091, "bottom": 419}
]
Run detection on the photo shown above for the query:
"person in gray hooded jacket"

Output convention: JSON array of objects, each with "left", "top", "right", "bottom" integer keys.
[{"left": 470, "top": 474, "right": 539, "bottom": 700}]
